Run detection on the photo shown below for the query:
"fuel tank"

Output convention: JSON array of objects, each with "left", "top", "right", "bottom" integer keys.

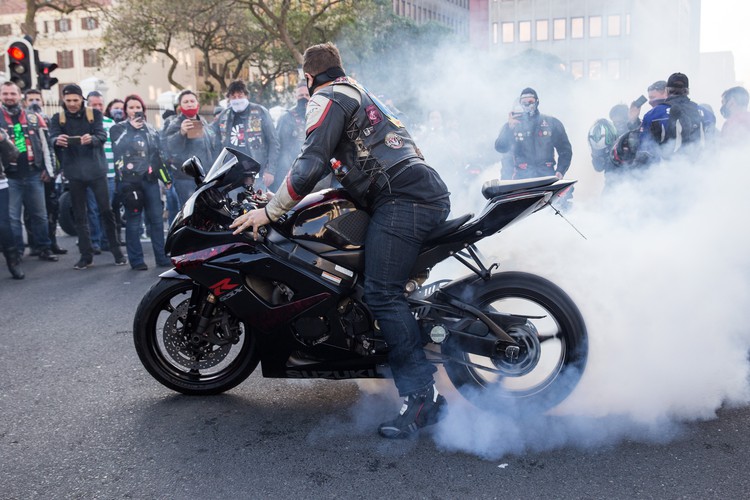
[{"left": 277, "top": 189, "right": 370, "bottom": 251}]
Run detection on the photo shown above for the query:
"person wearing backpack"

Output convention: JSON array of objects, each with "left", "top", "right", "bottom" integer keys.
[
  {"left": 49, "top": 84, "right": 127, "bottom": 270},
  {"left": 637, "top": 72, "right": 716, "bottom": 165}
]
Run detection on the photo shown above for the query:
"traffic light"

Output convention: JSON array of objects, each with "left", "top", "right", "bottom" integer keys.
[
  {"left": 37, "top": 61, "right": 59, "bottom": 90},
  {"left": 5, "top": 39, "right": 36, "bottom": 90}
]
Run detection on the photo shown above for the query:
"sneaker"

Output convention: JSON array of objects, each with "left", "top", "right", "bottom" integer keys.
[
  {"left": 73, "top": 257, "right": 93, "bottom": 270},
  {"left": 114, "top": 255, "right": 127, "bottom": 266},
  {"left": 378, "top": 384, "right": 446, "bottom": 439},
  {"left": 92, "top": 245, "right": 102, "bottom": 255},
  {"left": 132, "top": 263, "right": 148, "bottom": 271},
  {"left": 7, "top": 258, "right": 24, "bottom": 280},
  {"left": 38, "top": 249, "right": 59, "bottom": 262}
]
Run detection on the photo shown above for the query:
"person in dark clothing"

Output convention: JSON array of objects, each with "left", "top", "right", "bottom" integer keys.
[
  {"left": 49, "top": 84, "right": 126, "bottom": 269},
  {"left": 638, "top": 73, "right": 716, "bottom": 165},
  {"left": 110, "top": 94, "right": 172, "bottom": 270},
  {"left": 231, "top": 42, "right": 451, "bottom": 439},
  {"left": 0, "top": 81, "right": 58, "bottom": 263},
  {"left": 22, "top": 89, "right": 67, "bottom": 256},
  {"left": 0, "top": 128, "right": 24, "bottom": 279},
  {"left": 161, "top": 89, "right": 218, "bottom": 206},
  {"left": 494, "top": 88, "right": 572, "bottom": 180},
  {"left": 212, "top": 80, "right": 280, "bottom": 189},
  {"left": 271, "top": 83, "right": 309, "bottom": 192}
]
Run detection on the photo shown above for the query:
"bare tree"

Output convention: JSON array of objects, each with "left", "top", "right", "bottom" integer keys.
[{"left": 22, "top": 0, "right": 103, "bottom": 41}]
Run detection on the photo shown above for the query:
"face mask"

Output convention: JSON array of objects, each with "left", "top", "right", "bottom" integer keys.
[
  {"left": 181, "top": 107, "right": 199, "bottom": 119},
  {"left": 27, "top": 103, "right": 42, "bottom": 114},
  {"left": 110, "top": 109, "right": 124, "bottom": 122},
  {"left": 296, "top": 98, "right": 308, "bottom": 111},
  {"left": 720, "top": 104, "right": 730, "bottom": 119},
  {"left": 521, "top": 100, "right": 538, "bottom": 115},
  {"left": 230, "top": 98, "right": 249, "bottom": 113}
]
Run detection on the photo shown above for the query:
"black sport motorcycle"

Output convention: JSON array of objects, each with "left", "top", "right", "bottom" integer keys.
[{"left": 133, "top": 148, "right": 588, "bottom": 411}]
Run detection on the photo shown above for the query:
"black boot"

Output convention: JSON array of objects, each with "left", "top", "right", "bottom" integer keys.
[
  {"left": 378, "top": 384, "right": 446, "bottom": 439},
  {"left": 4, "top": 251, "right": 25, "bottom": 280}
]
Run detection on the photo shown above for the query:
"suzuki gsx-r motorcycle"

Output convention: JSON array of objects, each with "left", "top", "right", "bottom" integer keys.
[{"left": 133, "top": 148, "right": 588, "bottom": 411}]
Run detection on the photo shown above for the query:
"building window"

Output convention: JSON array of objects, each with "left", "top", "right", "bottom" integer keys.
[
  {"left": 81, "top": 17, "right": 99, "bottom": 30},
  {"left": 0, "top": 24, "right": 12, "bottom": 36},
  {"left": 571, "top": 17, "right": 584, "bottom": 39},
  {"left": 589, "top": 60, "right": 602, "bottom": 80},
  {"left": 571, "top": 61, "right": 584, "bottom": 80},
  {"left": 83, "top": 49, "right": 100, "bottom": 67},
  {"left": 589, "top": 16, "right": 602, "bottom": 38},
  {"left": 553, "top": 18, "right": 566, "bottom": 40},
  {"left": 55, "top": 18, "right": 72, "bottom": 32},
  {"left": 57, "top": 50, "right": 74, "bottom": 69},
  {"left": 492, "top": 22, "right": 498, "bottom": 44},
  {"left": 502, "top": 22, "right": 514, "bottom": 43},
  {"left": 626, "top": 14, "right": 631, "bottom": 35},
  {"left": 536, "top": 19, "right": 548, "bottom": 41},
  {"left": 607, "top": 59, "right": 621, "bottom": 79},
  {"left": 519, "top": 21, "right": 531, "bottom": 42},
  {"left": 608, "top": 15, "right": 621, "bottom": 36}
]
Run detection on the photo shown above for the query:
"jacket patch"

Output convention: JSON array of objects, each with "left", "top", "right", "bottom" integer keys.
[
  {"left": 384, "top": 132, "right": 403, "bottom": 149},
  {"left": 365, "top": 104, "right": 383, "bottom": 125}
]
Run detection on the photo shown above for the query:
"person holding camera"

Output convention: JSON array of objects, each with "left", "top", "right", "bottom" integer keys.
[
  {"left": 49, "top": 84, "right": 126, "bottom": 269},
  {"left": 161, "top": 89, "right": 218, "bottom": 207},
  {"left": 494, "top": 88, "right": 572, "bottom": 181},
  {"left": 110, "top": 94, "right": 172, "bottom": 271}
]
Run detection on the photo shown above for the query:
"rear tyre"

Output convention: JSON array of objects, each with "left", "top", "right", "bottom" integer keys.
[
  {"left": 133, "top": 278, "right": 260, "bottom": 395},
  {"left": 442, "top": 272, "right": 587, "bottom": 412},
  {"left": 58, "top": 190, "right": 76, "bottom": 236}
]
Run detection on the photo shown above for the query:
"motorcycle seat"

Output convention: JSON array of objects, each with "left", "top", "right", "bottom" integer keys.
[
  {"left": 426, "top": 213, "right": 473, "bottom": 243},
  {"left": 481, "top": 176, "right": 558, "bottom": 200}
]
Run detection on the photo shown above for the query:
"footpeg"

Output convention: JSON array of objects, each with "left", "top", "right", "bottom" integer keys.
[{"left": 505, "top": 345, "right": 520, "bottom": 361}]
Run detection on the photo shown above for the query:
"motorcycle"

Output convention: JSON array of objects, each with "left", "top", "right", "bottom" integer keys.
[{"left": 133, "top": 147, "right": 588, "bottom": 411}]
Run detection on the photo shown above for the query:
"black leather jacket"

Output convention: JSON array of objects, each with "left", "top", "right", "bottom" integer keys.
[
  {"left": 110, "top": 121, "right": 171, "bottom": 184},
  {"left": 495, "top": 112, "right": 572, "bottom": 179},
  {"left": 265, "top": 77, "right": 448, "bottom": 219}
]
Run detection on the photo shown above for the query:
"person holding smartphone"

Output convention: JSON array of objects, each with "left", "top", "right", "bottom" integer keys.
[
  {"left": 49, "top": 84, "right": 126, "bottom": 269},
  {"left": 161, "top": 89, "right": 218, "bottom": 207},
  {"left": 110, "top": 94, "right": 172, "bottom": 271}
]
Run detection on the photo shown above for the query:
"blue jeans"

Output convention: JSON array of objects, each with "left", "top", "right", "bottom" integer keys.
[
  {"left": 124, "top": 179, "right": 168, "bottom": 267},
  {"left": 86, "top": 187, "right": 103, "bottom": 247},
  {"left": 0, "top": 187, "right": 17, "bottom": 258},
  {"left": 363, "top": 198, "right": 450, "bottom": 396},
  {"left": 8, "top": 172, "right": 51, "bottom": 252}
]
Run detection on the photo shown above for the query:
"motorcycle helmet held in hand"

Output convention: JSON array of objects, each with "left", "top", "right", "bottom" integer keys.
[
  {"left": 609, "top": 130, "right": 640, "bottom": 166},
  {"left": 587, "top": 119, "right": 618, "bottom": 152}
]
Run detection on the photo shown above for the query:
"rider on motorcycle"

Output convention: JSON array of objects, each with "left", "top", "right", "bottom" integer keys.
[{"left": 231, "top": 42, "right": 451, "bottom": 439}]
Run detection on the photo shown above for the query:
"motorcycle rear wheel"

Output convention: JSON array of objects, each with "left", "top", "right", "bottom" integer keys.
[
  {"left": 442, "top": 271, "right": 587, "bottom": 412},
  {"left": 133, "top": 278, "right": 260, "bottom": 395}
]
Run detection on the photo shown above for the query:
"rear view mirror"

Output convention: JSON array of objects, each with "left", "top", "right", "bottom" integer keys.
[{"left": 182, "top": 156, "right": 205, "bottom": 185}]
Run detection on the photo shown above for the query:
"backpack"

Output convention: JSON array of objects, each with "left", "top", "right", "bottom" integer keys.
[
  {"left": 661, "top": 98, "right": 705, "bottom": 152},
  {"left": 59, "top": 106, "right": 94, "bottom": 126}
]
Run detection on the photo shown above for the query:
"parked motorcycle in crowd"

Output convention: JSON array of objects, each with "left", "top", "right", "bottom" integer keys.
[{"left": 133, "top": 147, "right": 588, "bottom": 411}]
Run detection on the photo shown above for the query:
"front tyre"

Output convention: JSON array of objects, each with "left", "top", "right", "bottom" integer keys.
[
  {"left": 133, "top": 278, "right": 260, "bottom": 395},
  {"left": 442, "top": 272, "right": 587, "bottom": 412}
]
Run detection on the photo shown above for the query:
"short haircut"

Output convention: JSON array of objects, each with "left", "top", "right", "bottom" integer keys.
[
  {"left": 25, "top": 88, "right": 42, "bottom": 97},
  {"left": 302, "top": 42, "right": 343, "bottom": 77},
  {"left": 647, "top": 80, "right": 667, "bottom": 92},
  {"left": 1, "top": 81, "right": 19, "bottom": 91},
  {"left": 176, "top": 89, "right": 197, "bottom": 105},
  {"left": 722, "top": 86, "right": 749, "bottom": 108},
  {"left": 226, "top": 80, "right": 248, "bottom": 97},
  {"left": 87, "top": 90, "right": 103, "bottom": 99}
]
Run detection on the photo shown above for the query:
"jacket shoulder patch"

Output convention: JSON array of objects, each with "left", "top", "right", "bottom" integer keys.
[{"left": 305, "top": 94, "right": 333, "bottom": 134}]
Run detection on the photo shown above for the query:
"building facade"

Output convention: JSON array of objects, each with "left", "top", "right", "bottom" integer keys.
[
  {"left": 392, "top": 0, "right": 471, "bottom": 38},
  {"left": 1, "top": 0, "right": 196, "bottom": 115}
]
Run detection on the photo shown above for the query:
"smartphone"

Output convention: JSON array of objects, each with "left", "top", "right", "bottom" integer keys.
[
  {"left": 67, "top": 136, "right": 81, "bottom": 145},
  {"left": 632, "top": 95, "right": 647, "bottom": 108},
  {"left": 186, "top": 119, "right": 204, "bottom": 139},
  {"left": 133, "top": 111, "right": 144, "bottom": 121}
]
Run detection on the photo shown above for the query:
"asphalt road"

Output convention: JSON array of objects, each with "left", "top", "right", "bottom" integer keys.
[{"left": 1, "top": 234, "right": 749, "bottom": 499}]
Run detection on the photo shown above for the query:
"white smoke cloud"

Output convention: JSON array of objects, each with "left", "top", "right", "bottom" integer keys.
[{"left": 342, "top": 40, "right": 750, "bottom": 458}]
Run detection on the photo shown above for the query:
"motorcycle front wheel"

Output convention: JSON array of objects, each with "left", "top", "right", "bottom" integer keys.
[
  {"left": 442, "top": 271, "right": 588, "bottom": 412},
  {"left": 133, "top": 278, "right": 260, "bottom": 395}
]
